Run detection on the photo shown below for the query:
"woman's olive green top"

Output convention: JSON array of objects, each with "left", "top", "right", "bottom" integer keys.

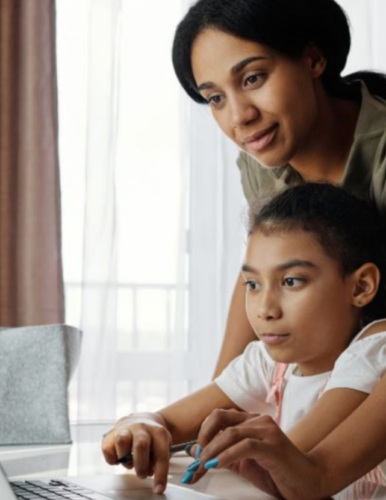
[{"left": 237, "top": 82, "right": 386, "bottom": 225}]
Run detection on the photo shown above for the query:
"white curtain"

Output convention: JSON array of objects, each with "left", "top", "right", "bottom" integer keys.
[
  {"left": 339, "top": 0, "right": 386, "bottom": 74},
  {"left": 57, "top": 0, "right": 386, "bottom": 424},
  {"left": 58, "top": 0, "right": 243, "bottom": 423}
]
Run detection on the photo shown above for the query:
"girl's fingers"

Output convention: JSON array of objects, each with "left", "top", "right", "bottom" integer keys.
[
  {"left": 197, "top": 417, "right": 315, "bottom": 500},
  {"left": 183, "top": 411, "right": 268, "bottom": 486},
  {"left": 101, "top": 434, "right": 119, "bottom": 465},
  {"left": 115, "top": 428, "right": 134, "bottom": 465},
  {"left": 211, "top": 440, "right": 283, "bottom": 498},
  {"left": 198, "top": 414, "right": 275, "bottom": 465},
  {"left": 101, "top": 426, "right": 133, "bottom": 466},
  {"left": 131, "top": 430, "right": 152, "bottom": 478},
  {"left": 197, "top": 408, "right": 259, "bottom": 446},
  {"left": 151, "top": 429, "right": 172, "bottom": 494}
]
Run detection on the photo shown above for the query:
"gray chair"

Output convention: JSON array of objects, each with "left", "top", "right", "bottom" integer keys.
[{"left": 0, "top": 324, "right": 82, "bottom": 445}]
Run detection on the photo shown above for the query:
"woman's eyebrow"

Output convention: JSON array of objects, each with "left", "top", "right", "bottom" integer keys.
[
  {"left": 196, "top": 56, "right": 267, "bottom": 92},
  {"left": 231, "top": 55, "right": 267, "bottom": 76},
  {"left": 242, "top": 259, "right": 315, "bottom": 274}
]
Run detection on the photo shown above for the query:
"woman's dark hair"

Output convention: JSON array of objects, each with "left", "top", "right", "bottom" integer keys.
[
  {"left": 249, "top": 183, "right": 386, "bottom": 326},
  {"left": 172, "top": 0, "right": 386, "bottom": 103}
]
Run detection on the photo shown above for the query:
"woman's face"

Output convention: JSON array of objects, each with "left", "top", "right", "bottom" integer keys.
[{"left": 191, "top": 29, "right": 324, "bottom": 168}]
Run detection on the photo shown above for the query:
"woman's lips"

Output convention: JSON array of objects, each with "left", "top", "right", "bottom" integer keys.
[
  {"left": 260, "top": 333, "right": 290, "bottom": 345},
  {"left": 242, "top": 124, "right": 278, "bottom": 154}
]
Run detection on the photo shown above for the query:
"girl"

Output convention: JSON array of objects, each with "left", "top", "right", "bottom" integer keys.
[{"left": 102, "top": 183, "right": 386, "bottom": 498}]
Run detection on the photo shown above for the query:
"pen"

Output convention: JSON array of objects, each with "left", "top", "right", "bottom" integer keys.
[{"left": 116, "top": 440, "right": 197, "bottom": 464}]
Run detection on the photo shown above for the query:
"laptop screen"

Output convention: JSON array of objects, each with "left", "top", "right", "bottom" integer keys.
[{"left": 0, "top": 464, "right": 16, "bottom": 500}]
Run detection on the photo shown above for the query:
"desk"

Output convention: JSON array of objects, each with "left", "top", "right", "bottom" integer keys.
[{"left": 1, "top": 424, "right": 386, "bottom": 500}]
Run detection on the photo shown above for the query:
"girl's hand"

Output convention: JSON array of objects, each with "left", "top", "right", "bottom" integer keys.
[
  {"left": 187, "top": 411, "right": 326, "bottom": 500},
  {"left": 184, "top": 409, "right": 271, "bottom": 488},
  {"left": 101, "top": 412, "right": 172, "bottom": 494}
]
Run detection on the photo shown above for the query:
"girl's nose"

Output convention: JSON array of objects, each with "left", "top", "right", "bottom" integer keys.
[
  {"left": 229, "top": 93, "right": 260, "bottom": 129},
  {"left": 256, "top": 292, "right": 282, "bottom": 320}
]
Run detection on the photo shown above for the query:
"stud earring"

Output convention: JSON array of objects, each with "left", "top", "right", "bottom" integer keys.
[{"left": 357, "top": 301, "right": 362, "bottom": 307}]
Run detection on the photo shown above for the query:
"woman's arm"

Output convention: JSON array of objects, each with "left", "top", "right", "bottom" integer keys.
[
  {"left": 288, "top": 320, "right": 386, "bottom": 451},
  {"left": 287, "top": 388, "right": 368, "bottom": 451},
  {"left": 309, "top": 373, "right": 386, "bottom": 494},
  {"left": 212, "top": 272, "right": 256, "bottom": 378}
]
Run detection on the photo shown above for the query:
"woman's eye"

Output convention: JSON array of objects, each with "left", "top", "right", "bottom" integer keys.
[
  {"left": 243, "top": 73, "right": 266, "bottom": 88},
  {"left": 283, "top": 277, "right": 303, "bottom": 288}
]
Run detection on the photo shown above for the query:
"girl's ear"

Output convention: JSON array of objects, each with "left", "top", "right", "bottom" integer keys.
[
  {"left": 351, "top": 263, "right": 380, "bottom": 308},
  {"left": 303, "top": 43, "right": 327, "bottom": 79}
]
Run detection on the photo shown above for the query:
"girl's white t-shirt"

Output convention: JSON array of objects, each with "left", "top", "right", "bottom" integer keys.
[{"left": 215, "top": 323, "right": 386, "bottom": 432}]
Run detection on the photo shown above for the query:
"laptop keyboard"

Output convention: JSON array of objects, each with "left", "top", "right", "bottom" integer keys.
[{"left": 11, "top": 479, "right": 112, "bottom": 500}]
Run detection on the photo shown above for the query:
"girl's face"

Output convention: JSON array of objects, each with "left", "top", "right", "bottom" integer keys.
[
  {"left": 242, "top": 228, "right": 360, "bottom": 375},
  {"left": 191, "top": 29, "right": 323, "bottom": 168}
]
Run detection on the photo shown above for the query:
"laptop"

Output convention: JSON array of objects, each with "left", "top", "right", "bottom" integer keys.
[{"left": 0, "top": 462, "right": 223, "bottom": 500}]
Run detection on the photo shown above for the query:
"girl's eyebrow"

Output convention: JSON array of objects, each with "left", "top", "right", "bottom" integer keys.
[
  {"left": 196, "top": 56, "right": 267, "bottom": 92},
  {"left": 242, "top": 260, "right": 316, "bottom": 274}
]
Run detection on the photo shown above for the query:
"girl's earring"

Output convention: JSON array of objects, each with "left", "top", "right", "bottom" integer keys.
[{"left": 356, "top": 300, "right": 362, "bottom": 307}]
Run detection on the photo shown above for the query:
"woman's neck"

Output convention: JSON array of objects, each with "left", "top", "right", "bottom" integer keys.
[{"left": 290, "top": 91, "right": 361, "bottom": 184}]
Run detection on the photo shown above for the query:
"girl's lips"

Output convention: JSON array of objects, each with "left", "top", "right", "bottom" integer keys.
[
  {"left": 260, "top": 333, "right": 290, "bottom": 345},
  {"left": 243, "top": 124, "right": 278, "bottom": 154}
]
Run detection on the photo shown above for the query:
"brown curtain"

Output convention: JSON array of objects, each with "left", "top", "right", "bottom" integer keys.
[{"left": 0, "top": 0, "right": 64, "bottom": 325}]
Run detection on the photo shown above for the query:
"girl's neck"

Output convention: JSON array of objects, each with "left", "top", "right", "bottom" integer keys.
[{"left": 290, "top": 90, "right": 361, "bottom": 184}]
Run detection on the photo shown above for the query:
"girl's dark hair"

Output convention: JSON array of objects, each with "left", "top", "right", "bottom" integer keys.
[
  {"left": 249, "top": 183, "right": 386, "bottom": 326},
  {"left": 172, "top": 0, "right": 386, "bottom": 103}
]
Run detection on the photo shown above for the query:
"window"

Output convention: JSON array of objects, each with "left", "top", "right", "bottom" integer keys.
[{"left": 57, "top": 0, "right": 194, "bottom": 422}]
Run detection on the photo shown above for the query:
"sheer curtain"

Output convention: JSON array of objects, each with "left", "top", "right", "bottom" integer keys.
[
  {"left": 57, "top": 0, "right": 386, "bottom": 424},
  {"left": 57, "top": 0, "right": 242, "bottom": 423},
  {"left": 339, "top": 0, "right": 386, "bottom": 74}
]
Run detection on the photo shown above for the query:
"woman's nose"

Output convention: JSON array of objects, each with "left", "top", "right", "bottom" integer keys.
[{"left": 228, "top": 93, "right": 260, "bottom": 129}]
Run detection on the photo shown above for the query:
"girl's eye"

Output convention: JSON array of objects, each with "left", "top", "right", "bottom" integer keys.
[
  {"left": 244, "top": 280, "right": 260, "bottom": 291},
  {"left": 206, "top": 94, "right": 223, "bottom": 108},
  {"left": 243, "top": 72, "right": 266, "bottom": 88},
  {"left": 282, "top": 277, "right": 304, "bottom": 288}
]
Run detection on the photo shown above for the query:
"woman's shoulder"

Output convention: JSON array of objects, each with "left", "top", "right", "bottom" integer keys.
[
  {"left": 345, "top": 82, "right": 386, "bottom": 212},
  {"left": 355, "top": 81, "right": 386, "bottom": 138},
  {"left": 236, "top": 152, "right": 301, "bottom": 206}
]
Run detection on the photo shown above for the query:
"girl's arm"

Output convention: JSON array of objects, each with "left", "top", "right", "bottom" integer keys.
[
  {"left": 101, "top": 382, "right": 236, "bottom": 494},
  {"left": 212, "top": 272, "right": 257, "bottom": 378}
]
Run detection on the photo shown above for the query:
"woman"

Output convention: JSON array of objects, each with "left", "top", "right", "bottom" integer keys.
[
  {"left": 172, "top": 0, "right": 386, "bottom": 377},
  {"left": 170, "top": 0, "right": 386, "bottom": 496}
]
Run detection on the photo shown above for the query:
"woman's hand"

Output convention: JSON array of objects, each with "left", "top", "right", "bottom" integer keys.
[
  {"left": 101, "top": 412, "right": 172, "bottom": 494},
  {"left": 187, "top": 410, "right": 327, "bottom": 500}
]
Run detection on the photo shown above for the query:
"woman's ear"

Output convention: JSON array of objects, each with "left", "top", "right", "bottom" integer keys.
[
  {"left": 350, "top": 263, "right": 380, "bottom": 308},
  {"left": 303, "top": 43, "right": 327, "bottom": 78}
]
